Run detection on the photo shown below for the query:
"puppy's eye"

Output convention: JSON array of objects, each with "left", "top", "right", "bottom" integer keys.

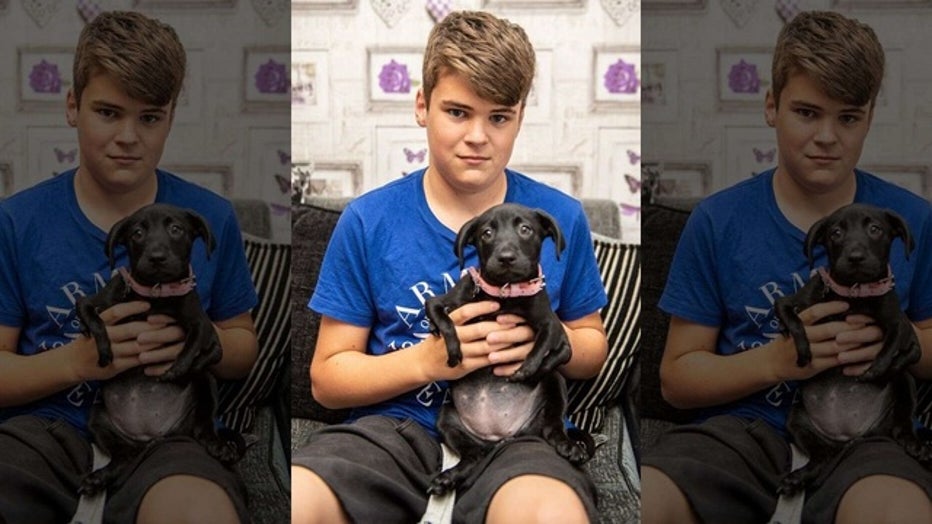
[
  {"left": 168, "top": 224, "right": 184, "bottom": 236},
  {"left": 481, "top": 228, "right": 494, "bottom": 241},
  {"left": 868, "top": 224, "right": 883, "bottom": 236},
  {"left": 519, "top": 224, "right": 533, "bottom": 236},
  {"left": 131, "top": 228, "right": 144, "bottom": 241},
  {"left": 829, "top": 228, "right": 843, "bottom": 241}
]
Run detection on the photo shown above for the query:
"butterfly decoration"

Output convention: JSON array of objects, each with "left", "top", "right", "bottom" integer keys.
[
  {"left": 273, "top": 173, "right": 291, "bottom": 194},
  {"left": 54, "top": 147, "right": 77, "bottom": 164},
  {"left": 403, "top": 147, "right": 427, "bottom": 164},
  {"left": 627, "top": 149, "right": 641, "bottom": 165},
  {"left": 619, "top": 203, "right": 641, "bottom": 221},
  {"left": 269, "top": 202, "right": 291, "bottom": 216},
  {"left": 624, "top": 173, "right": 641, "bottom": 194},
  {"left": 277, "top": 149, "right": 291, "bottom": 165},
  {"left": 752, "top": 147, "right": 776, "bottom": 163}
]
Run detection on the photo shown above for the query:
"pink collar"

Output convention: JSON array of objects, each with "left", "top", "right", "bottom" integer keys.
[
  {"left": 817, "top": 266, "right": 894, "bottom": 298},
  {"left": 467, "top": 266, "right": 546, "bottom": 298},
  {"left": 118, "top": 266, "right": 197, "bottom": 298}
]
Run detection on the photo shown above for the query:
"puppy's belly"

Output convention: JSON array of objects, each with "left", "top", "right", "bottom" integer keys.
[
  {"left": 451, "top": 371, "right": 544, "bottom": 442},
  {"left": 102, "top": 372, "right": 196, "bottom": 441},
  {"left": 800, "top": 373, "right": 893, "bottom": 440}
]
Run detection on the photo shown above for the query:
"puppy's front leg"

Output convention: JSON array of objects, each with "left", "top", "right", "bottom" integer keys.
[
  {"left": 75, "top": 278, "right": 126, "bottom": 367},
  {"left": 425, "top": 279, "right": 475, "bottom": 367}
]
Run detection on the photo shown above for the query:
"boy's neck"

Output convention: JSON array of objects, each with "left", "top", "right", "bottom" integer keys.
[
  {"left": 74, "top": 167, "right": 158, "bottom": 232},
  {"left": 772, "top": 166, "right": 857, "bottom": 233},
  {"left": 423, "top": 166, "right": 508, "bottom": 233}
]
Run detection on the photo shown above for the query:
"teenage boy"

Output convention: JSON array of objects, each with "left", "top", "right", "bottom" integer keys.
[
  {"left": 641, "top": 11, "right": 932, "bottom": 524},
  {"left": 291, "top": 11, "right": 609, "bottom": 524},
  {"left": 0, "top": 11, "right": 258, "bottom": 524}
]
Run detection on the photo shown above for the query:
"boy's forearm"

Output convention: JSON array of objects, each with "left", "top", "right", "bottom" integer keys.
[
  {"left": 0, "top": 341, "right": 87, "bottom": 408},
  {"left": 910, "top": 320, "right": 932, "bottom": 379},
  {"left": 560, "top": 324, "right": 608, "bottom": 380},
  {"left": 211, "top": 321, "right": 258, "bottom": 380}
]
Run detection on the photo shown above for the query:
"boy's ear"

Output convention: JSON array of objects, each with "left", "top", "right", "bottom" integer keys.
[
  {"left": 764, "top": 89, "right": 776, "bottom": 127},
  {"left": 66, "top": 89, "right": 78, "bottom": 127},
  {"left": 415, "top": 88, "right": 427, "bottom": 127}
]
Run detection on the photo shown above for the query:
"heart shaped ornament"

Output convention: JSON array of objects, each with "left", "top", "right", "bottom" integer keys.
[
  {"left": 371, "top": 0, "right": 412, "bottom": 28},
  {"left": 22, "top": 0, "right": 62, "bottom": 28},
  {"left": 425, "top": 0, "right": 452, "bottom": 23},
  {"left": 601, "top": 0, "right": 638, "bottom": 28},
  {"left": 252, "top": 0, "right": 288, "bottom": 27},
  {"left": 720, "top": 0, "right": 759, "bottom": 29}
]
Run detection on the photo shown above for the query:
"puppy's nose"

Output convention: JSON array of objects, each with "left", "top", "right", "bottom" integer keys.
[
  {"left": 846, "top": 249, "right": 866, "bottom": 264},
  {"left": 147, "top": 250, "right": 169, "bottom": 265},
  {"left": 496, "top": 249, "right": 517, "bottom": 265}
]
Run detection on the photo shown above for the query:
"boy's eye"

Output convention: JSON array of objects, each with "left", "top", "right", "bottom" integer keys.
[
  {"left": 141, "top": 114, "right": 161, "bottom": 124},
  {"left": 795, "top": 108, "right": 816, "bottom": 119},
  {"left": 491, "top": 114, "right": 509, "bottom": 125},
  {"left": 840, "top": 114, "right": 860, "bottom": 125},
  {"left": 447, "top": 108, "right": 466, "bottom": 118},
  {"left": 96, "top": 108, "right": 117, "bottom": 119}
]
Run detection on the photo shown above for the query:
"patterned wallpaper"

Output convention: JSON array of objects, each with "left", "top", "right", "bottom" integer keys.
[
  {"left": 0, "top": 0, "right": 292, "bottom": 241},
  {"left": 642, "top": 0, "right": 932, "bottom": 201},
  {"left": 291, "top": 1, "right": 642, "bottom": 243}
]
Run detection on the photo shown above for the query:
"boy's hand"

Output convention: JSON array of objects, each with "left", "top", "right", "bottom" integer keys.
[
  {"left": 775, "top": 301, "right": 883, "bottom": 380},
  {"left": 74, "top": 301, "right": 165, "bottom": 380},
  {"left": 135, "top": 314, "right": 186, "bottom": 376},
  {"left": 486, "top": 313, "right": 535, "bottom": 377}
]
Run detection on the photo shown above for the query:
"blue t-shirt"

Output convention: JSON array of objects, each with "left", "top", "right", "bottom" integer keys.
[
  {"left": 0, "top": 169, "right": 259, "bottom": 434},
  {"left": 309, "top": 168, "right": 608, "bottom": 438},
  {"left": 659, "top": 168, "right": 932, "bottom": 434}
]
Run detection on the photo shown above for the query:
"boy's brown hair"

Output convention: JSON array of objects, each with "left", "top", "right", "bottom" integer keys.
[
  {"left": 421, "top": 11, "right": 535, "bottom": 109},
  {"left": 772, "top": 10, "right": 884, "bottom": 109},
  {"left": 73, "top": 11, "right": 186, "bottom": 109}
]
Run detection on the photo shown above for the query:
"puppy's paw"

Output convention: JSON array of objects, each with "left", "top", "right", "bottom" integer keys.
[
  {"left": 427, "top": 472, "right": 456, "bottom": 496},
  {"left": 556, "top": 439, "right": 591, "bottom": 466},
  {"left": 78, "top": 471, "right": 108, "bottom": 496},
  {"left": 776, "top": 473, "right": 805, "bottom": 497}
]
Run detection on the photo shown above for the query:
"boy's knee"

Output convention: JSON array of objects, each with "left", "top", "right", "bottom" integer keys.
[
  {"left": 487, "top": 475, "right": 588, "bottom": 524},
  {"left": 137, "top": 475, "right": 238, "bottom": 524}
]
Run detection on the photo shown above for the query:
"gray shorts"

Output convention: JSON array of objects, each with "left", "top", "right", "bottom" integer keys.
[
  {"left": 642, "top": 415, "right": 932, "bottom": 524},
  {"left": 292, "top": 415, "right": 599, "bottom": 523},
  {"left": 0, "top": 415, "right": 249, "bottom": 524}
]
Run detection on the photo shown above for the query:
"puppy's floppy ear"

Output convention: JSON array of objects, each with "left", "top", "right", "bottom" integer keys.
[
  {"left": 455, "top": 215, "right": 481, "bottom": 269},
  {"left": 804, "top": 216, "right": 830, "bottom": 269},
  {"left": 885, "top": 209, "right": 914, "bottom": 261},
  {"left": 106, "top": 215, "right": 134, "bottom": 270},
  {"left": 535, "top": 209, "right": 566, "bottom": 261},
  {"left": 185, "top": 210, "right": 216, "bottom": 259}
]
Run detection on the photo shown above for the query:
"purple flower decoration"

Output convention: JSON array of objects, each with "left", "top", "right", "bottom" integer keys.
[
  {"left": 604, "top": 59, "right": 639, "bottom": 94},
  {"left": 29, "top": 59, "right": 62, "bottom": 94},
  {"left": 255, "top": 59, "right": 289, "bottom": 94},
  {"left": 379, "top": 60, "right": 411, "bottom": 94},
  {"left": 728, "top": 59, "right": 760, "bottom": 94}
]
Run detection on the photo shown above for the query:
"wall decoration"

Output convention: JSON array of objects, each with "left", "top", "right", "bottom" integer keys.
[
  {"left": 716, "top": 47, "right": 772, "bottom": 111},
  {"left": 525, "top": 49, "right": 553, "bottom": 123},
  {"left": 22, "top": 0, "right": 62, "bottom": 27},
  {"left": 367, "top": 48, "right": 423, "bottom": 111},
  {"left": 17, "top": 47, "right": 73, "bottom": 111},
  {"left": 134, "top": 0, "right": 235, "bottom": 6},
  {"left": 375, "top": 126, "right": 428, "bottom": 188},
  {"left": 863, "top": 164, "right": 929, "bottom": 200},
  {"left": 292, "top": 0, "right": 358, "bottom": 10},
  {"left": 642, "top": 0, "right": 706, "bottom": 9},
  {"left": 293, "top": 161, "right": 362, "bottom": 201},
  {"left": 27, "top": 127, "right": 79, "bottom": 190},
  {"left": 597, "top": 127, "right": 641, "bottom": 243},
  {"left": 243, "top": 47, "right": 290, "bottom": 112},
  {"left": 724, "top": 125, "right": 777, "bottom": 186},
  {"left": 641, "top": 49, "right": 678, "bottom": 122},
  {"left": 0, "top": 163, "right": 12, "bottom": 197},
  {"left": 251, "top": 0, "right": 288, "bottom": 26},
  {"left": 593, "top": 47, "right": 640, "bottom": 111},
  {"left": 247, "top": 128, "right": 291, "bottom": 242},
  {"left": 511, "top": 164, "right": 582, "bottom": 197},
  {"left": 650, "top": 162, "right": 711, "bottom": 198},
  {"left": 720, "top": 0, "right": 760, "bottom": 29},
  {"left": 370, "top": 0, "right": 412, "bottom": 28},
  {"left": 165, "top": 164, "right": 233, "bottom": 197},
  {"left": 292, "top": 49, "right": 330, "bottom": 121},
  {"left": 601, "top": 0, "right": 639, "bottom": 26}
]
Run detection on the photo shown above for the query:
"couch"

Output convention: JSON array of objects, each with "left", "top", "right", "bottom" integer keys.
[{"left": 289, "top": 196, "right": 641, "bottom": 523}]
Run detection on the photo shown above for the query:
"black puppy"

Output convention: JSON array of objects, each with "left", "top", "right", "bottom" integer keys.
[
  {"left": 774, "top": 203, "right": 931, "bottom": 495},
  {"left": 75, "top": 203, "right": 241, "bottom": 495},
  {"left": 424, "top": 203, "right": 592, "bottom": 495}
]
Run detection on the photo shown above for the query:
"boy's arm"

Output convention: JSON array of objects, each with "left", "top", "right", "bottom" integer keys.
[
  {"left": 911, "top": 318, "right": 932, "bottom": 379},
  {"left": 0, "top": 302, "right": 159, "bottom": 407},
  {"left": 311, "top": 301, "right": 510, "bottom": 409},
  {"left": 560, "top": 311, "right": 608, "bottom": 380},
  {"left": 661, "top": 302, "right": 882, "bottom": 409},
  {"left": 211, "top": 312, "right": 258, "bottom": 380}
]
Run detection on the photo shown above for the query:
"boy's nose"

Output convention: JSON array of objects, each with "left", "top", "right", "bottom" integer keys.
[
  {"left": 116, "top": 120, "right": 140, "bottom": 144},
  {"left": 464, "top": 119, "right": 489, "bottom": 144}
]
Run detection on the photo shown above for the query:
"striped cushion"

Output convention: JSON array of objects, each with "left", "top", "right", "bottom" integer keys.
[
  {"left": 917, "top": 382, "right": 932, "bottom": 431},
  {"left": 567, "top": 234, "right": 640, "bottom": 434},
  {"left": 217, "top": 234, "right": 291, "bottom": 433}
]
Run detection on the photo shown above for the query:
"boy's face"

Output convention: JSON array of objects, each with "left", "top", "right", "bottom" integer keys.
[
  {"left": 67, "top": 73, "right": 173, "bottom": 195},
  {"left": 766, "top": 72, "right": 873, "bottom": 195},
  {"left": 415, "top": 71, "right": 523, "bottom": 196}
]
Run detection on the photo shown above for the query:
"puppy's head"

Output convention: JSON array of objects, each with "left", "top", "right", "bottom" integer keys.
[
  {"left": 106, "top": 203, "right": 216, "bottom": 286},
  {"left": 805, "top": 203, "right": 913, "bottom": 286},
  {"left": 454, "top": 203, "right": 566, "bottom": 286}
]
